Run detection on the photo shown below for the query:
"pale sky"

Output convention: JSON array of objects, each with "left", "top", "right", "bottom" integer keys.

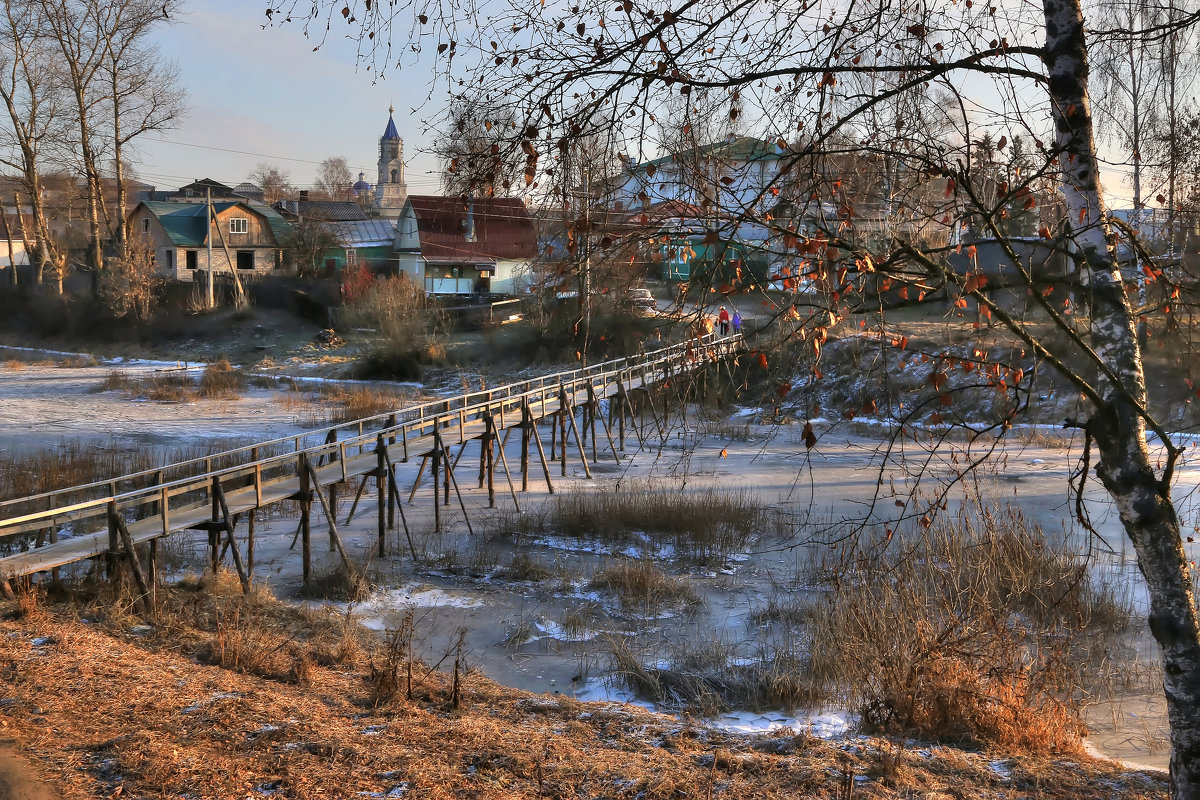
[
  {"left": 132, "top": 0, "right": 1141, "bottom": 207},
  {"left": 134, "top": 0, "right": 446, "bottom": 194}
]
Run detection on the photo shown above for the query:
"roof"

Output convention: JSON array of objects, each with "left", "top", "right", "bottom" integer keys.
[
  {"left": 383, "top": 112, "right": 399, "bottom": 141},
  {"left": 277, "top": 200, "right": 369, "bottom": 222},
  {"left": 638, "top": 137, "right": 784, "bottom": 172},
  {"left": 333, "top": 219, "right": 396, "bottom": 248},
  {"left": 135, "top": 201, "right": 293, "bottom": 248},
  {"left": 403, "top": 196, "right": 537, "bottom": 262}
]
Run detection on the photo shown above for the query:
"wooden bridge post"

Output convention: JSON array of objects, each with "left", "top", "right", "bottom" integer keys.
[
  {"left": 558, "top": 389, "right": 568, "bottom": 476},
  {"left": 483, "top": 413, "right": 496, "bottom": 508},
  {"left": 208, "top": 477, "right": 221, "bottom": 576},
  {"left": 564, "top": 393, "right": 593, "bottom": 480},
  {"left": 616, "top": 378, "right": 626, "bottom": 451},
  {"left": 109, "top": 503, "right": 152, "bottom": 614},
  {"left": 326, "top": 430, "right": 340, "bottom": 552},
  {"left": 298, "top": 452, "right": 312, "bottom": 585},
  {"left": 376, "top": 437, "right": 387, "bottom": 557},
  {"left": 586, "top": 384, "right": 599, "bottom": 463},
  {"left": 431, "top": 432, "right": 442, "bottom": 533},
  {"left": 520, "top": 401, "right": 531, "bottom": 492},
  {"left": 105, "top": 501, "right": 121, "bottom": 585},
  {"left": 478, "top": 416, "right": 488, "bottom": 489}
]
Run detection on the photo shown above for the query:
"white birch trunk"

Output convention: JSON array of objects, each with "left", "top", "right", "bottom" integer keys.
[{"left": 1042, "top": 0, "right": 1200, "bottom": 793}]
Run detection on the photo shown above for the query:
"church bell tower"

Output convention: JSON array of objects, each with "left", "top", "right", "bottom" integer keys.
[{"left": 375, "top": 106, "right": 408, "bottom": 212}]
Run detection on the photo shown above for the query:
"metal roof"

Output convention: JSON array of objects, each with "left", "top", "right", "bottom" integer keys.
[
  {"left": 136, "top": 201, "right": 293, "bottom": 248},
  {"left": 383, "top": 112, "right": 399, "bottom": 141},
  {"left": 404, "top": 195, "right": 536, "bottom": 262},
  {"left": 333, "top": 219, "right": 396, "bottom": 248}
]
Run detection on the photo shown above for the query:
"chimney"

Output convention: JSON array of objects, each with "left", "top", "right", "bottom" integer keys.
[
  {"left": 299, "top": 189, "right": 309, "bottom": 201},
  {"left": 465, "top": 200, "right": 476, "bottom": 242}
]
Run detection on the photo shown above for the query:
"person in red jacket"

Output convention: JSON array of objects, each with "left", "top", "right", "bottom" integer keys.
[{"left": 718, "top": 306, "right": 731, "bottom": 335}]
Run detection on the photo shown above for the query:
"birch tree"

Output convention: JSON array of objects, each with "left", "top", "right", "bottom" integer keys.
[
  {"left": 0, "top": 0, "right": 64, "bottom": 287},
  {"left": 272, "top": 0, "right": 1200, "bottom": 790}
]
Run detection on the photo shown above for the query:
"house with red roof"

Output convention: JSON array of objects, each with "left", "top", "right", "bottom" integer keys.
[{"left": 393, "top": 196, "right": 537, "bottom": 296}]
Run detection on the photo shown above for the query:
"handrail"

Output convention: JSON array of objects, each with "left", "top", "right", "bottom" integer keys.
[{"left": 0, "top": 332, "right": 742, "bottom": 535}]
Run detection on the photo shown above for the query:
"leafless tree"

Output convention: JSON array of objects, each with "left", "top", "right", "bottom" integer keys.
[
  {"left": 273, "top": 0, "right": 1200, "bottom": 788},
  {"left": 248, "top": 162, "right": 294, "bottom": 204},
  {"left": 434, "top": 95, "right": 523, "bottom": 197},
  {"left": 314, "top": 156, "right": 353, "bottom": 200},
  {"left": 37, "top": 0, "right": 182, "bottom": 272},
  {"left": 0, "top": 0, "right": 65, "bottom": 286}
]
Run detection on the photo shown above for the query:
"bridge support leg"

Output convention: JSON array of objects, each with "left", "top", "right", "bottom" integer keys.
[
  {"left": 380, "top": 442, "right": 417, "bottom": 561},
  {"left": 376, "top": 440, "right": 387, "bottom": 558},
  {"left": 497, "top": 427, "right": 521, "bottom": 511},
  {"left": 345, "top": 475, "right": 370, "bottom": 525},
  {"left": 299, "top": 453, "right": 312, "bottom": 585},
  {"left": 408, "top": 455, "right": 429, "bottom": 504},
  {"left": 484, "top": 413, "right": 496, "bottom": 508},
  {"left": 520, "top": 402, "right": 531, "bottom": 492},
  {"left": 563, "top": 394, "right": 593, "bottom": 480},
  {"left": 214, "top": 482, "right": 251, "bottom": 595},
  {"left": 431, "top": 439, "right": 441, "bottom": 533},
  {"left": 559, "top": 395, "right": 568, "bottom": 477},
  {"left": 109, "top": 504, "right": 152, "bottom": 614},
  {"left": 148, "top": 538, "right": 158, "bottom": 609},
  {"left": 531, "top": 412, "right": 555, "bottom": 495}
]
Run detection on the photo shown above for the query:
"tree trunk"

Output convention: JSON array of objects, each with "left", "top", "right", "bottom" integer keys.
[{"left": 1042, "top": 0, "right": 1200, "bottom": 792}]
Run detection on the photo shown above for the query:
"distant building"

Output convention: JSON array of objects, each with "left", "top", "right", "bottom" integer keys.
[
  {"left": 393, "top": 196, "right": 536, "bottom": 295},
  {"left": 375, "top": 107, "right": 408, "bottom": 214},
  {"left": 127, "top": 200, "right": 293, "bottom": 281}
]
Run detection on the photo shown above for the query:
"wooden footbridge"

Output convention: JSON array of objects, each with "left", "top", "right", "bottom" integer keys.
[{"left": 0, "top": 333, "right": 742, "bottom": 604}]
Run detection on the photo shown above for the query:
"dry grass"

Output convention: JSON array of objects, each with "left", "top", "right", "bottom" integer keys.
[
  {"left": 274, "top": 384, "right": 406, "bottom": 427},
  {"left": 296, "top": 560, "right": 372, "bottom": 603},
  {"left": 198, "top": 359, "right": 246, "bottom": 399},
  {"left": 588, "top": 560, "right": 701, "bottom": 613},
  {"left": 3, "top": 358, "right": 24, "bottom": 370},
  {"left": 497, "top": 481, "right": 771, "bottom": 565},
  {"left": 0, "top": 581, "right": 1168, "bottom": 800},
  {"left": 806, "top": 503, "right": 1132, "bottom": 751}
]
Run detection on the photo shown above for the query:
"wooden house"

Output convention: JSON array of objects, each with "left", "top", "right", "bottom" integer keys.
[
  {"left": 393, "top": 196, "right": 537, "bottom": 295},
  {"left": 127, "top": 201, "right": 293, "bottom": 281}
]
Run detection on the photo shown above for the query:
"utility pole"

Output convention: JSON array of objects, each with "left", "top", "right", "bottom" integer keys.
[{"left": 205, "top": 186, "right": 214, "bottom": 309}]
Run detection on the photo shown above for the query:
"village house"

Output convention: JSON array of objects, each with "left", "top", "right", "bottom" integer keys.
[
  {"left": 126, "top": 200, "right": 292, "bottom": 281},
  {"left": 393, "top": 196, "right": 537, "bottom": 296}
]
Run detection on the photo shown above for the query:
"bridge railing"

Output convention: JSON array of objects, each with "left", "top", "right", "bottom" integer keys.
[{"left": 0, "top": 333, "right": 742, "bottom": 555}]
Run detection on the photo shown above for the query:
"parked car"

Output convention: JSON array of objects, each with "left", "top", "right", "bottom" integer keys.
[{"left": 622, "top": 287, "right": 658, "bottom": 316}]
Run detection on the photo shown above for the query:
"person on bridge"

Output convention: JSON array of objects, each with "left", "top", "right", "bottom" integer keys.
[
  {"left": 718, "top": 306, "right": 731, "bottom": 335},
  {"left": 732, "top": 310, "right": 742, "bottom": 334}
]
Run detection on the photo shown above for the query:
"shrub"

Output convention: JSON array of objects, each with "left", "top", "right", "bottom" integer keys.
[{"left": 806, "top": 503, "right": 1130, "bottom": 751}]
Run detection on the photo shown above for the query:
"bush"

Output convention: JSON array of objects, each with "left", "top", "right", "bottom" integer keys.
[{"left": 806, "top": 503, "right": 1131, "bottom": 751}]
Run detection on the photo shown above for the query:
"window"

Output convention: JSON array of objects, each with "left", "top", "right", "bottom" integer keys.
[
  {"left": 165, "top": 250, "right": 174, "bottom": 269},
  {"left": 141, "top": 218, "right": 150, "bottom": 233},
  {"left": 345, "top": 249, "right": 356, "bottom": 266},
  {"left": 229, "top": 217, "right": 249, "bottom": 235},
  {"left": 186, "top": 250, "right": 198, "bottom": 270},
  {"left": 236, "top": 250, "right": 254, "bottom": 270}
]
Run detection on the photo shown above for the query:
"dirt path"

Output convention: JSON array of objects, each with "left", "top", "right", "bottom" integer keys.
[{"left": 0, "top": 747, "right": 55, "bottom": 800}]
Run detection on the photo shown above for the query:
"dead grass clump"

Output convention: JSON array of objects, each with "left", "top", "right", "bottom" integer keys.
[
  {"left": 3, "top": 359, "right": 23, "bottom": 370},
  {"left": 92, "top": 370, "right": 135, "bottom": 393},
  {"left": 806, "top": 503, "right": 1130, "bottom": 751},
  {"left": 607, "top": 633, "right": 820, "bottom": 716},
  {"left": 297, "top": 561, "right": 371, "bottom": 603},
  {"left": 499, "top": 551, "right": 553, "bottom": 582},
  {"left": 276, "top": 385, "right": 405, "bottom": 427},
  {"left": 589, "top": 560, "right": 700, "bottom": 613},
  {"left": 143, "top": 373, "right": 195, "bottom": 403},
  {"left": 368, "top": 613, "right": 416, "bottom": 707},
  {"left": 198, "top": 359, "right": 245, "bottom": 399},
  {"left": 501, "top": 481, "right": 768, "bottom": 565}
]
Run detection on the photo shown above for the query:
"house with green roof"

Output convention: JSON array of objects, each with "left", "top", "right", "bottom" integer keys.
[{"left": 127, "top": 200, "right": 293, "bottom": 282}]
